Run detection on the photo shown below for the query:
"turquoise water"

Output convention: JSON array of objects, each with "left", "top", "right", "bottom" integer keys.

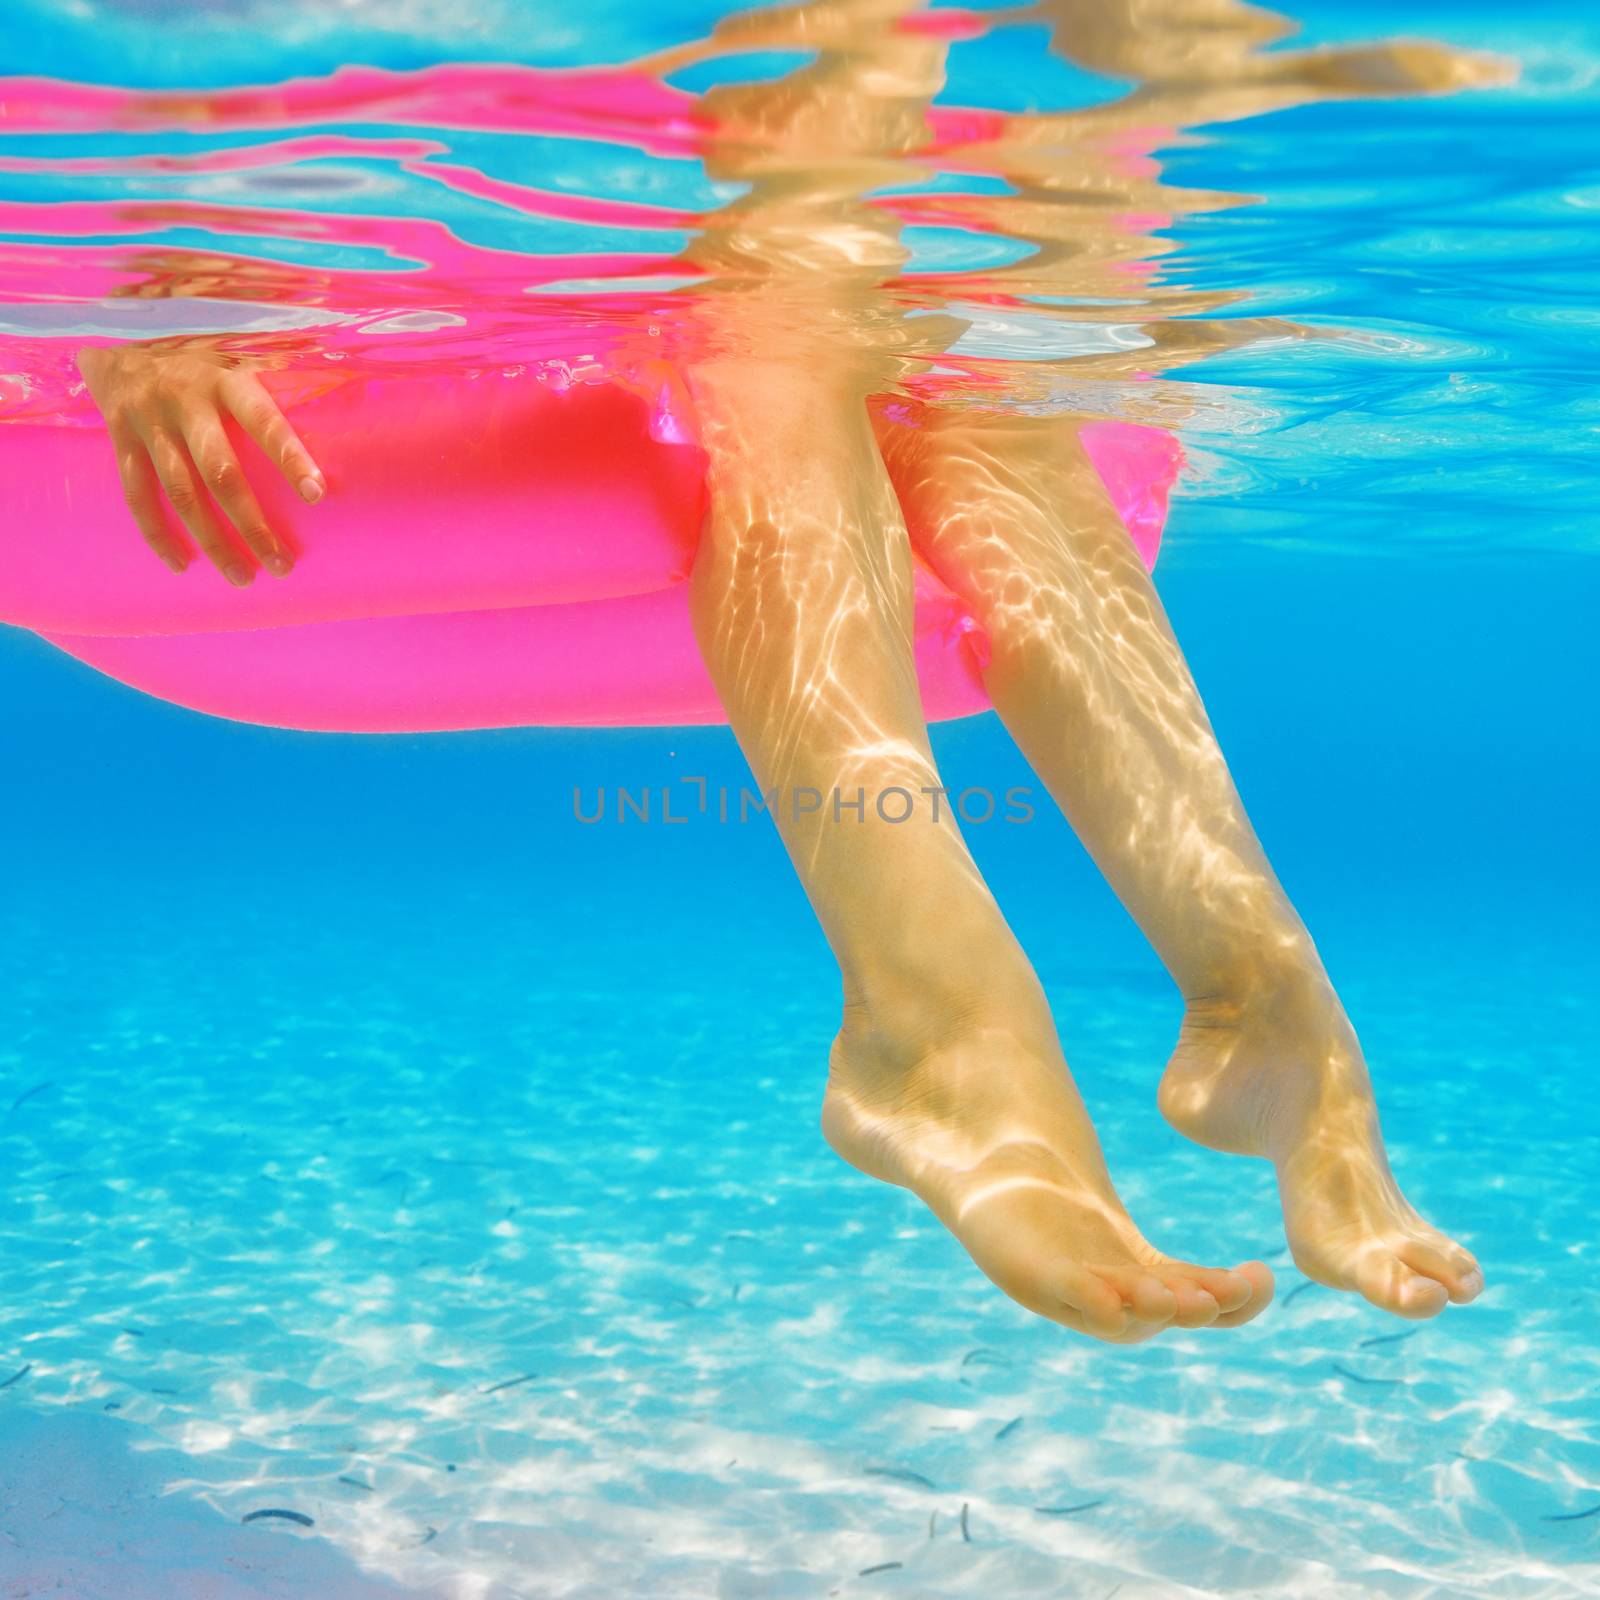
[{"left": 2, "top": 1, "right": 1598, "bottom": 1596}]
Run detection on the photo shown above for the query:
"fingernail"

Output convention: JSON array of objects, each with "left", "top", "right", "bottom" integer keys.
[
  {"left": 163, "top": 553, "right": 188, "bottom": 574},
  {"left": 1461, "top": 1268, "right": 1483, "bottom": 1296},
  {"left": 299, "top": 475, "right": 324, "bottom": 504},
  {"left": 265, "top": 552, "right": 292, "bottom": 577},
  {"left": 225, "top": 561, "right": 253, "bottom": 587}
]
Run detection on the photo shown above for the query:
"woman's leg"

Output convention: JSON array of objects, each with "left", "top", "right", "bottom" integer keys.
[
  {"left": 884, "top": 405, "right": 1481, "bottom": 1318},
  {"left": 686, "top": 359, "right": 1272, "bottom": 1342}
]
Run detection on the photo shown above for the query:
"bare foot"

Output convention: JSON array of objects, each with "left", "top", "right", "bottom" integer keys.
[
  {"left": 823, "top": 1000, "right": 1274, "bottom": 1343},
  {"left": 1159, "top": 972, "right": 1483, "bottom": 1319}
]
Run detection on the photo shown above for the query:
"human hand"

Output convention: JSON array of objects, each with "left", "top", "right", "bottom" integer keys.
[{"left": 76, "top": 343, "right": 325, "bottom": 584}]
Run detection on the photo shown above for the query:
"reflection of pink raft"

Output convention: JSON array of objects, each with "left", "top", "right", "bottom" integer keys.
[{"left": 0, "top": 372, "right": 1180, "bottom": 730}]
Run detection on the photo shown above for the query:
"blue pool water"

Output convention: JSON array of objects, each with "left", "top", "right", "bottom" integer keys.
[{"left": 1, "top": 1, "right": 1598, "bottom": 1596}]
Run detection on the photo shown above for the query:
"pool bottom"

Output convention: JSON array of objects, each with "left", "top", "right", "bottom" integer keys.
[{"left": 0, "top": 878, "right": 1594, "bottom": 1600}]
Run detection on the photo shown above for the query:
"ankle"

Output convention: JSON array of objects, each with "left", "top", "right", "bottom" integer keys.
[
  {"left": 839, "top": 941, "right": 1052, "bottom": 1079},
  {"left": 1180, "top": 937, "right": 1334, "bottom": 1025}
]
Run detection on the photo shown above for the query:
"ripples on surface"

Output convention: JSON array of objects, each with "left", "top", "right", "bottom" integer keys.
[{"left": 1, "top": 0, "right": 1592, "bottom": 554}]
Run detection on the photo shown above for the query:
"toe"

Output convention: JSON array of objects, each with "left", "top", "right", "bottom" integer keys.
[
  {"left": 1141, "top": 1261, "right": 1275, "bottom": 1330},
  {"left": 1096, "top": 1266, "right": 1179, "bottom": 1327},
  {"left": 1394, "top": 1271, "right": 1451, "bottom": 1319},
  {"left": 1185, "top": 1264, "right": 1258, "bottom": 1316},
  {"left": 1050, "top": 1264, "right": 1132, "bottom": 1340},
  {"left": 1357, "top": 1250, "right": 1450, "bottom": 1319},
  {"left": 1210, "top": 1260, "right": 1275, "bottom": 1327},
  {"left": 1145, "top": 1267, "right": 1216, "bottom": 1331},
  {"left": 1398, "top": 1236, "right": 1483, "bottom": 1304},
  {"left": 1166, "top": 1280, "right": 1221, "bottom": 1328}
]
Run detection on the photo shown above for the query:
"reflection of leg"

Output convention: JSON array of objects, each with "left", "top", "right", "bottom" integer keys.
[
  {"left": 688, "top": 363, "right": 1271, "bottom": 1343},
  {"left": 891, "top": 406, "right": 1481, "bottom": 1319}
]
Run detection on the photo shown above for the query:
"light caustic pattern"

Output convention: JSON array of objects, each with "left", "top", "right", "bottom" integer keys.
[{"left": 0, "top": 892, "right": 1597, "bottom": 1598}]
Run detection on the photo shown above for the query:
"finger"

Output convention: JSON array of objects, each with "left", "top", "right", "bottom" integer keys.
[
  {"left": 110, "top": 423, "right": 189, "bottom": 574},
  {"left": 180, "top": 411, "right": 293, "bottom": 577},
  {"left": 142, "top": 423, "right": 254, "bottom": 586},
  {"left": 221, "top": 371, "right": 325, "bottom": 503}
]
